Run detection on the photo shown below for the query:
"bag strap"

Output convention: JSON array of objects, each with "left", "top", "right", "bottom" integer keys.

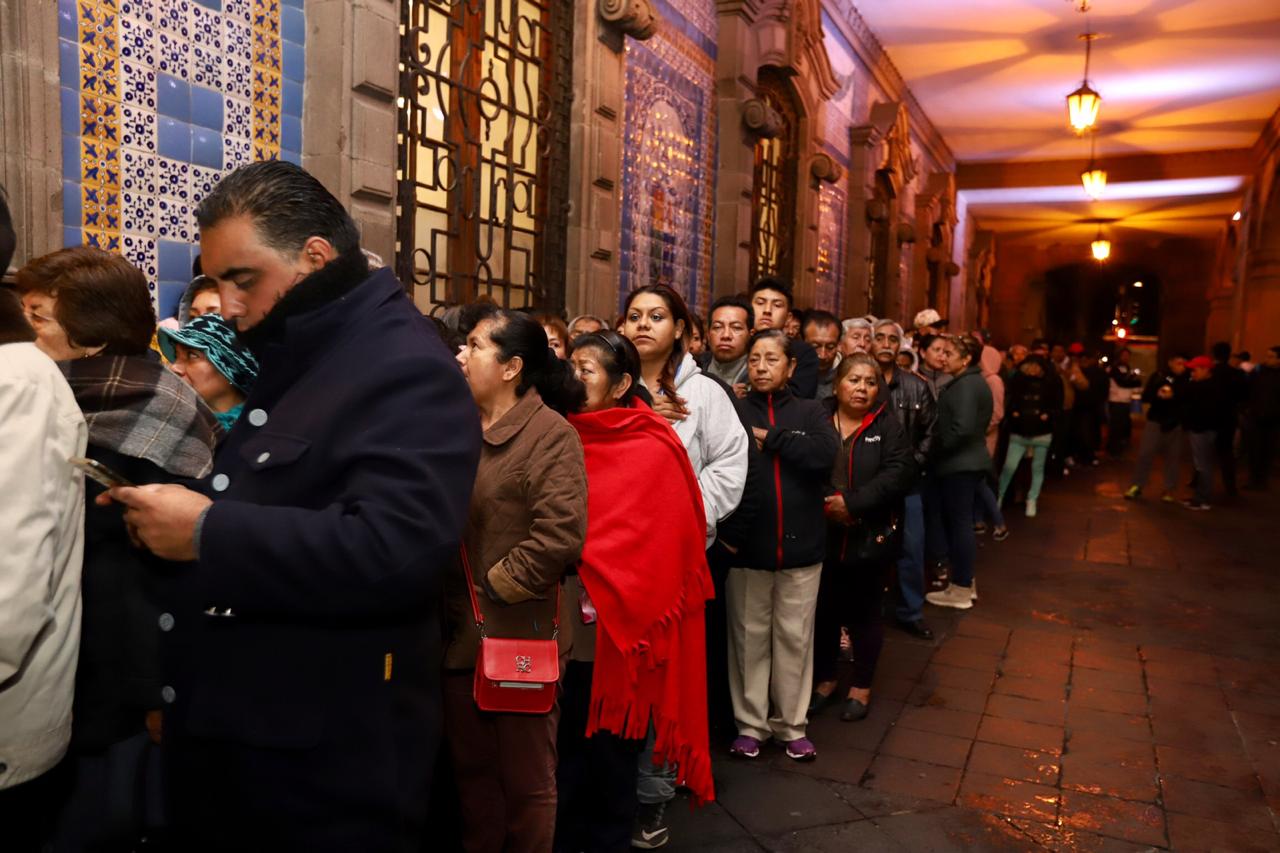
[{"left": 458, "top": 546, "right": 561, "bottom": 639}]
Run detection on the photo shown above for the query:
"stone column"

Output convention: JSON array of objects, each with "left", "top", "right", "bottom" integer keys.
[
  {"left": 304, "top": 0, "right": 399, "bottom": 267},
  {"left": 842, "top": 123, "right": 880, "bottom": 318},
  {"left": 562, "top": 1, "right": 627, "bottom": 318},
  {"left": 0, "top": 0, "right": 62, "bottom": 277},
  {"left": 712, "top": 12, "right": 759, "bottom": 299},
  {"left": 1241, "top": 246, "right": 1280, "bottom": 357}
]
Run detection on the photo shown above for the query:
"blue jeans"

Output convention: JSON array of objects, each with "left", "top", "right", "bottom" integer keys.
[
  {"left": 895, "top": 491, "right": 925, "bottom": 623},
  {"left": 1188, "top": 430, "right": 1215, "bottom": 504},
  {"left": 939, "top": 472, "right": 982, "bottom": 588},
  {"left": 922, "top": 475, "right": 948, "bottom": 565},
  {"left": 973, "top": 479, "right": 1005, "bottom": 528}
]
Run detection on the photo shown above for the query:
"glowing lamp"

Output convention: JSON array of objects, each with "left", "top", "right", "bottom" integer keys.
[
  {"left": 1133, "top": 281, "right": 1143, "bottom": 288},
  {"left": 1068, "top": 84, "right": 1101, "bottom": 133},
  {"left": 1091, "top": 237, "right": 1110, "bottom": 261},
  {"left": 1232, "top": 211, "right": 1242, "bottom": 221},
  {"left": 1116, "top": 327, "right": 1127, "bottom": 339},
  {"left": 1081, "top": 166, "right": 1107, "bottom": 200}
]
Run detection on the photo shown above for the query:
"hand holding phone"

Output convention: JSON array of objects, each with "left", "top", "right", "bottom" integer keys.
[{"left": 69, "top": 456, "right": 136, "bottom": 490}]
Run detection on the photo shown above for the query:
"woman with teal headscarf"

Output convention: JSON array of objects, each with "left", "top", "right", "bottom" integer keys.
[{"left": 158, "top": 313, "right": 259, "bottom": 433}]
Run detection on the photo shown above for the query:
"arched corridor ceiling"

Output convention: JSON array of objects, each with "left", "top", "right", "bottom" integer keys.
[{"left": 851, "top": 0, "right": 1280, "bottom": 241}]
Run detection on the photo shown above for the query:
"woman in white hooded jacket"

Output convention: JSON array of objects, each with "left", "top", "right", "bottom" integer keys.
[
  {"left": 619, "top": 284, "right": 748, "bottom": 844},
  {"left": 622, "top": 285, "right": 749, "bottom": 545}
]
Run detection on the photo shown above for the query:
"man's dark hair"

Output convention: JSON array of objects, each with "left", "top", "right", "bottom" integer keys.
[
  {"left": 1270, "top": 345, "right": 1280, "bottom": 359},
  {"left": 1210, "top": 341, "right": 1231, "bottom": 362},
  {"left": 1237, "top": 351, "right": 1251, "bottom": 361},
  {"left": 16, "top": 246, "right": 155, "bottom": 356},
  {"left": 0, "top": 287, "right": 35, "bottom": 344},
  {"left": 802, "top": 309, "right": 840, "bottom": 335},
  {"left": 750, "top": 276, "right": 793, "bottom": 309},
  {"left": 708, "top": 293, "right": 754, "bottom": 329},
  {"left": 195, "top": 160, "right": 361, "bottom": 257},
  {"left": 0, "top": 184, "right": 15, "bottom": 279}
]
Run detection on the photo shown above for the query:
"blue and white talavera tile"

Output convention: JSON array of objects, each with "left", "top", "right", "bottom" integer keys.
[{"left": 60, "top": 0, "right": 304, "bottom": 318}]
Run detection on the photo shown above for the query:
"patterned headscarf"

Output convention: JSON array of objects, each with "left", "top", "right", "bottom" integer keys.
[{"left": 157, "top": 313, "right": 259, "bottom": 395}]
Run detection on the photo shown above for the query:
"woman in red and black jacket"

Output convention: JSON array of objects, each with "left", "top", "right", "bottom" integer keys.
[
  {"left": 809, "top": 353, "right": 916, "bottom": 722},
  {"left": 718, "top": 331, "right": 840, "bottom": 763}
]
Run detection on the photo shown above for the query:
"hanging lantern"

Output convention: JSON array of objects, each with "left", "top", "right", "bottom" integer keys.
[
  {"left": 1067, "top": 34, "right": 1101, "bottom": 134},
  {"left": 1081, "top": 166, "right": 1107, "bottom": 200},
  {"left": 1067, "top": 83, "right": 1101, "bottom": 134},
  {"left": 1091, "top": 234, "right": 1111, "bottom": 261}
]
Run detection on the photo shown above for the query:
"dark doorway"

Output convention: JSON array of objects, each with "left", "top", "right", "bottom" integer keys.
[{"left": 1043, "top": 262, "right": 1161, "bottom": 346}]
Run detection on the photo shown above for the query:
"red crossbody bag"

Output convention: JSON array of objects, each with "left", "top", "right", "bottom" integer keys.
[{"left": 460, "top": 547, "right": 560, "bottom": 714}]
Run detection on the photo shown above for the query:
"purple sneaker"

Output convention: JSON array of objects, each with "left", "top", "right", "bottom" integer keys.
[
  {"left": 784, "top": 737, "right": 817, "bottom": 762},
  {"left": 729, "top": 735, "right": 762, "bottom": 759}
]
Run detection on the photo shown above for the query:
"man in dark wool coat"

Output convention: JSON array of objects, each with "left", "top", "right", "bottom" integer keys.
[{"left": 109, "top": 161, "right": 481, "bottom": 851}]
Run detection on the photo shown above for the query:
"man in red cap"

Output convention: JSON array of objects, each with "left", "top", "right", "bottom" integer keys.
[{"left": 1181, "top": 355, "right": 1220, "bottom": 510}]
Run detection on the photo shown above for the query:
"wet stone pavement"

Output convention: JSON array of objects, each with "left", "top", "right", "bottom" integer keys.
[{"left": 668, "top": 449, "right": 1280, "bottom": 852}]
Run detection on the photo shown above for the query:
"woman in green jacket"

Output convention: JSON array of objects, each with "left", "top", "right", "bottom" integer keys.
[{"left": 925, "top": 334, "right": 992, "bottom": 610}]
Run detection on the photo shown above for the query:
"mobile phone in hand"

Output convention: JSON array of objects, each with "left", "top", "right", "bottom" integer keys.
[{"left": 69, "top": 456, "right": 136, "bottom": 490}]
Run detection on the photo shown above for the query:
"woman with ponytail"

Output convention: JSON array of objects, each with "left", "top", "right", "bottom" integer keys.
[
  {"left": 445, "top": 305, "right": 589, "bottom": 853},
  {"left": 555, "top": 332, "right": 714, "bottom": 852}
]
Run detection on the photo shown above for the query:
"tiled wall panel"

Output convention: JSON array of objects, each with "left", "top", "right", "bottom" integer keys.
[
  {"left": 58, "top": 0, "right": 304, "bottom": 319},
  {"left": 617, "top": 0, "right": 717, "bottom": 316}
]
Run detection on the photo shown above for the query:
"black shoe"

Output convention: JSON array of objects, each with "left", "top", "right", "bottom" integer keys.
[
  {"left": 895, "top": 618, "right": 934, "bottom": 640},
  {"left": 631, "top": 801, "right": 670, "bottom": 849},
  {"left": 840, "top": 698, "right": 869, "bottom": 722},
  {"left": 808, "top": 689, "right": 836, "bottom": 715}
]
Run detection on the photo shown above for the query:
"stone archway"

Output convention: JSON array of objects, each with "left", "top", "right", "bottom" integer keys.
[{"left": 714, "top": 0, "right": 842, "bottom": 302}]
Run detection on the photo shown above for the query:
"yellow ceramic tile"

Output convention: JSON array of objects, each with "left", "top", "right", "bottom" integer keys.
[
  {"left": 79, "top": 138, "right": 121, "bottom": 188},
  {"left": 79, "top": 95, "right": 121, "bottom": 143},
  {"left": 80, "top": 48, "right": 121, "bottom": 103},
  {"left": 81, "top": 228, "right": 122, "bottom": 254},
  {"left": 77, "top": 1, "right": 119, "bottom": 56}
]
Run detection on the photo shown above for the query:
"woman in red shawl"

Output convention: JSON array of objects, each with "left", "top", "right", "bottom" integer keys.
[{"left": 555, "top": 331, "right": 714, "bottom": 853}]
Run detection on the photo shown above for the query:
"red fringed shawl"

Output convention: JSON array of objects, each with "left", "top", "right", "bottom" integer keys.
[{"left": 568, "top": 401, "right": 716, "bottom": 805}]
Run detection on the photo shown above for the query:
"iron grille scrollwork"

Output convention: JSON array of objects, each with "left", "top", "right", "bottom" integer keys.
[
  {"left": 396, "top": 0, "right": 572, "bottom": 311},
  {"left": 749, "top": 70, "right": 799, "bottom": 285}
]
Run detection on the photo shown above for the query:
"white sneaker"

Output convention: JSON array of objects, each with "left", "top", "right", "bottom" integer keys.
[
  {"left": 1026, "top": 499, "right": 1037, "bottom": 518},
  {"left": 926, "top": 584, "right": 974, "bottom": 610}
]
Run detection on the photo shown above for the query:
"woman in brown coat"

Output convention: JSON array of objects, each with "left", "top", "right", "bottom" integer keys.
[{"left": 445, "top": 306, "right": 589, "bottom": 853}]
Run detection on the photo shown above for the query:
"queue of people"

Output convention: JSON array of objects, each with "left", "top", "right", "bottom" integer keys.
[{"left": 3, "top": 162, "right": 1279, "bottom": 853}]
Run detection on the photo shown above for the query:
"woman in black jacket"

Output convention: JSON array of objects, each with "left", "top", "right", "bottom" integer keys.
[
  {"left": 996, "top": 355, "right": 1063, "bottom": 517},
  {"left": 718, "top": 331, "right": 840, "bottom": 763},
  {"left": 809, "top": 354, "right": 915, "bottom": 722}
]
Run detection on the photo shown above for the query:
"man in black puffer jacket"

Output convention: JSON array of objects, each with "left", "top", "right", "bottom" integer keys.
[{"left": 871, "top": 319, "right": 936, "bottom": 639}]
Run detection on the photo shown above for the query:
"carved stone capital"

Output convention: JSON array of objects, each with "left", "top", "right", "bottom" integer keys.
[
  {"left": 810, "top": 152, "right": 842, "bottom": 183},
  {"left": 599, "top": 0, "right": 659, "bottom": 40},
  {"left": 742, "top": 98, "right": 783, "bottom": 138},
  {"left": 896, "top": 220, "right": 917, "bottom": 245}
]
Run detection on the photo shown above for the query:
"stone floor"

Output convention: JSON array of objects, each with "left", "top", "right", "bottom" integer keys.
[{"left": 667, "top": 451, "right": 1280, "bottom": 852}]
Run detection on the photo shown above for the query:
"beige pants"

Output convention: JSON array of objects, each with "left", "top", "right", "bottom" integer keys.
[{"left": 726, "top": 564, "right": 823, "bottom": 742}]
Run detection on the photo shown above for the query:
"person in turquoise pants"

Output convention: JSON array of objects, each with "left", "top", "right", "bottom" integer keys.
[{"left": 998, "top": 356, "right": 1063, "bottom": 517}]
